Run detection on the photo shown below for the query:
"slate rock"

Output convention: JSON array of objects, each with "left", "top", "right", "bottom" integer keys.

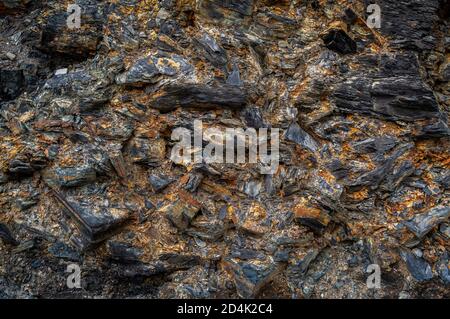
[
  {"left": 293, "top": 205, "right": 331, "bottom": 234},
  {"left": 333, "top": 76, "right": 441, "bottom": 122},
  {"left": 322, "top": 29, "right": 356, "bottom": 54},
  {"left": 48, "top": 241, "right": 80, "bottom": 261},
  {"left": 375, "top": 0, "right": 441, "bottom": 50},
  {"left": 149, "top": 174, "right": 174, "bottom": 193},
  {"left": 161, "top": 192, "right": 201, "bottom": 230},
  {"left": 129, "top": 138, "right": 166, "bottom": 167},
  {"left": 40, "top": 6, "right": 104, "bottom": 57},
  {"left": 0, "top": 69, "right": 25, "bottom": 101},
  {"left": 0, "top": 223, "right": 19, "bottom": 246},
  {"left": 116, "top": 54, "right": 192, "bottom": 86},
  {"left": 400, "top": 249, "right": 433, "bottom": 282},
  {"left": 223, "top": 257, "right": 282, "bottom": 298},
  {"left": 53, "top": 192, "right": 131, "bottom": 244},
  {"left": 107, "top": 241, "right": 143, "bottom": 264},
  {"left": 148, "top": 84, "right": 247, "bottom": 112},
  {"left": 403, "top": 206, "right": 450, "bottom": 239},
  {"left": 52, "top": 166, "right": 97, "bottom": 188},
  {"left": 437, "top": 252, "right": 450, "bottom": 285},
  {"left": 285, "top": 122, "right": 319, "bottom": 153}
]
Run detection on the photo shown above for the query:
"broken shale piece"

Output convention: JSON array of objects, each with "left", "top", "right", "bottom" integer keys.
[
  {"left": 50, "top": 189, "right": 130, "bottom": 244},
  {"left": 161, "top": 191, "right": 201, "bottom": 230},
  {"left": 0, "top": 223, "right": 19, "bottom": 246},
  {"left": 403, "top": 206, "right": 450, "bottom": 239},
  {"left": 149, "top": 84, "right": 247, "bottom": 112},
  {"left": 293, "top": 205, "right": 331, "bottom": 234}
]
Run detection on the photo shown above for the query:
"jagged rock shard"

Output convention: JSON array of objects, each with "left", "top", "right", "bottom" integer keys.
[
  {"left": 161, "top": 192, "right": 201, "bottom": 230},
  {"left": 107, "top": 241, "right": 143, "bottom": 264},
  {"left": 437, "top": 252, "right": 450, "bottom": 285},
  {"left": 377, "top": 0, "right": 441, "bottom": 50},
  {"left": 322, "top": 29, "right": 356, "bottom": 54},
  {"left": 400, "top": 249, "right": 433, "bottom": 282},
  {"left": 40, "top": 6, "right": 104, "bottom": 57},
  {"left": 59, "top": 196, "right": 130, "bottom": 244},
  {"left": 149, "top": 174, "right": 174, "bottom": 193},
  {"left": 149, "top": 84, "right": 247, "bottom": 112},
  {"left": 0, "top": 69, "right": 24, "bottom": 101},
  {"left": 116, "top": 54, "right": 192, "bottom": 87},
  {"left": 129, "top": 137, "right": 166, "bottom": 167},
  {"left": 285, "top": 122, "right": 319, "bottom": 153},
  {"left": 198, "top": 0, "right": 254, "bottom": 24},
  {"left": 333, "top": 76, "right": 442, "bottom": 121},
  {"left": 0, "top": 223, "right": 19, "bottom": 246},
  {"left": 293, "top": 205, "right": 331, "bottom": 234},
  {"left": 223, "top": 258, "right": 282, "bottom": 298},
  {"left": 52, "top": 166, "right": 97, "bottom": 188},
  {"left": 0, "top": 0, "right": 31, "bottom": 13},
  {"left": 403, "top": 206, "right": 450, "bottom": 239}
]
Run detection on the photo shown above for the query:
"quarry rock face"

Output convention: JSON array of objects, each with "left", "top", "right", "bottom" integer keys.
[{"left": 0, "top": 0, "right": 449, "bottom": 299}]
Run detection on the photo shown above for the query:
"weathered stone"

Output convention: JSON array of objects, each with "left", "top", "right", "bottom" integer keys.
[
  {"left": 149, "top": 174, "right": 174, "bottom": 193},
  {"left": 161, "top": 192, "right": 201, "bottom": 230},
  {"left": 223, "top": 257, "right": 283, "bottom": 298},
  {"left": 0, "top": 223, "right": 18, "bottom": 246},
  {"left": 0, "top": 69, "right": 25, "bottom": 101},
  {"left": 148, "top": 84, "right": 247, "bottom": 112},
  {"left": 322, "top": 29, "right": 356, "bottom": 54},
  {"left": 400, "top": 249, "right": 433, "bottom": 282},
  {"left": 116, "top": 54, "right": 192, "bottom": 86},
  {"left": 293, "top": 205, "right": 331, "bottom": 234},
  {"left": 403, "top": 206, "right": 450, "bottom": 239}
]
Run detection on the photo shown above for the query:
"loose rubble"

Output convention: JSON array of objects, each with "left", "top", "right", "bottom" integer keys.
[{"left": 0, "top": 0, "right": 449, "bottom": 299}]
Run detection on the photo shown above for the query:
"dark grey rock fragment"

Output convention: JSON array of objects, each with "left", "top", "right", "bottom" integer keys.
[
  {"left": 48, "top": 241, "right": 80, "bottom": 261},
  {"left": 0, "top": 69, "right": 25, "bottom": 101},
  {"left": 285, "top": 122, "right": 319, "bottom": 153},
  {"left": 0, "top": 223, "right": 19, "bottom": 246},
  {"left": 149, "top": 84, "right": 247, "bottom": 112},
  {"left": 53, "top": 166, "right": 97, "bottom": 188},
  {"left": 149, "top": 174, "right": 174, "bottom": 192},
  {"left": 437, "top": 252, "right": 450, "bottom": 285},
  {"left": 400, "top": 249, "right": 433, "bottom": 282},
  {"left": 107, "top": 241, "right": 143, "bottom": 264},
  {"left": 403, "top": 206, "right": 450, "bottom": 239},
  {"left": 223, "top": 258, "right": 283, "bottom": 298},
  {"left": 322, "top": 29, "right": 356, "bottom": 54}
]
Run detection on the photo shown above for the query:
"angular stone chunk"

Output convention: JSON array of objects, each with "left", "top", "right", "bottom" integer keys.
[
  {"left": 116, "top": 54, "right": 192, "bottom": 86},
  {"left": 400, "top": 249, "right": 433, "bottom": 282},
  {"left": 197, "top": 0, "right": 254, "bottom": 24},
  {"left": 52, "top": 166, "right": 97, "bottom": 187},
  {"left": 322, "top": 29, "right": 356, "bottom": 54},
  {"left": 5, "top": 152, "right": 48, "bottom": 179},
  {"left": 149, "top": 174, "right": 174, "bottom": 193},
  {"left": 107, "top": 241, "right": 143, "bottom": 264},
  {"left": 47, "top": 241, "right": 80, "bottom": 261},
  {"left": 161, "top": 192, "right": 201, "bottom": 230},
  {"left": 0, "top": 223, "right": 19, "bottom": 246},
  {"left": 129, "top": 138, "right": 166, "bottom": 167},
  {"left": 40, "top": 6, "right": 104, "bottom": 57},
  {"left": 437, "top": 252, "right": 450, "bottom": 285},
  {"left": 293, "top": 205, "right": 331, "bottom": 234},
  {"left": 51, "top": 191, "right": 131, "bottom": 244},
  {"left": 377, "top": 0, "right": 441, "bottom": 50},
  {"left": 149, "top": 84, "right": 247, "bottom": 112},
  {"left": 223, "top": 258, "right": 282, "bottom": 298},
  {"left": 0, "top": 69, "right": 25, "bottom": 101},
  {"left": 403, "top": 206, "right": 450, "bottom": 239},
  {"left": 333, "top": 74, "right": 442, "bottom": 122},
  {"left": 285, "top": 122, "right": 319, "bottom": 153}
]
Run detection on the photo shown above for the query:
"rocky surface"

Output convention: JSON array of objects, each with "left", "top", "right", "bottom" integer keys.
[{"left": 0, "top": 0, "right": 449, "bottom": 299}]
